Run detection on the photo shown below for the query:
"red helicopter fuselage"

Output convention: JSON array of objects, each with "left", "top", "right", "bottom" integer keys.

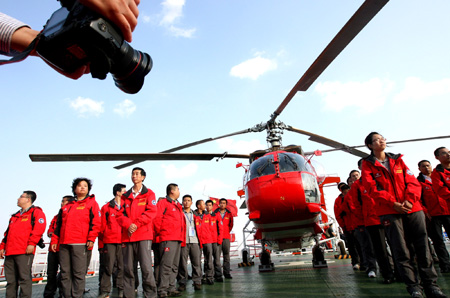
[{"left": 243, "top": 150, "right": 324, "bottom": 250}]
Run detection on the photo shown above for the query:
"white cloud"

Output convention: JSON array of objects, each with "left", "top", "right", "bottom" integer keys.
[
  {"left": 193, "top": 178, "right": 233, "bottom": 194},
  {"left": 69, "top": 97, "right": 104, "bottom": 117},
  {"left": 117, "top": 169, "right": 130, "bottom": 178},
  {"left": 161, "top": 163, "right": 198, "bottom": 179},
  {"left": 141, "top": 14, "right": 151, "bottom": 24},
  {"left": 216, "top": 138, "right": 265, "bottom": 154},
  {"left": 114, "top": 99, "right": 136, "bottom": 118},
  {"left": 159, "top": 0, "right": 196, "bottom": 38},
  {"left": 315, "top": 78, "right": 394, "bottom": 113},
  {"left": 230, "top": 55, "right": 277, "bottom": 80},
  {"left": 394, "top": 77, "right": 450, "bottom": 102}
]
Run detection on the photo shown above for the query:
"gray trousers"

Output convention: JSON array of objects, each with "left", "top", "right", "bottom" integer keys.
[
  {"left": 123, "top": 241, "right": 156, "bottom": 298},
  {"left": 354, "top": 226, "right": 377, "bottom": 272},
  {"left": 158, "top": 241, "right": 181, "bottom": 296},
  {"left": 177, "top": 243, "right": 202, "bottom": 285},
  {"left": 44, "top": 251, "right": 59, "bottom": 298},
  {"left": 202, "top": 243, "right": 214, "bottom": 282},
  {"left": 4, "top": 254, "right": 34, "bottom": 298},
  {"left": 221, "top": 238, "right": 231, "bottom": 275},
  {"left": 59, "top": 244, "right": 88, "bottom": 298},
  {"left": 212, "top": 243, "right": 222, "bottom": 278},
  {"left": 428, "top": 215, "right": 450, "bottom": 270},
  {"left": 100, "top": 243, "right": 123, "bottom": 293},
  {"left": 380, "top": 211, "right": 438, "bottom": 294}
]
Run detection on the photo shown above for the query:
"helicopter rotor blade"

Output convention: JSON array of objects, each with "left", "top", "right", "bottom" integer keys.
[
  {"left": 286, "top": 125, "right": 368, "bottom": 158},
  {"left": 304, "top": 135, "right": 450, "bottom": 155},
  {"left": 113, "top": 125, "right": 268, "bottom": 169},
  {"left": 270, "top": 0, "right": 389, "bottom": 122},
  {"left": 29, "top": 153, "right": 250, "bottom": 164}
]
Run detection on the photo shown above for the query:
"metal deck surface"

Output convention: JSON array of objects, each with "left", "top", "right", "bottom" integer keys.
[{"left": 2, "top": 251, "right": 450, "bottom": 297}]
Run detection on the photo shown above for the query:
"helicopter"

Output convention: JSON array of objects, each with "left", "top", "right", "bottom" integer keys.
[{"left": 28, "top": 0, "right": 450, "bottom": 270}]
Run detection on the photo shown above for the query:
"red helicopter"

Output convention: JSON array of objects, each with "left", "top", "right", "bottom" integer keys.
[{"left": 28, "top": 0, "right": 450, "bottom": 270}]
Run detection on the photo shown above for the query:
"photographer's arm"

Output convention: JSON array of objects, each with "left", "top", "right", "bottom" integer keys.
[
  {"left": 10, "top": 27, "right": 39, "bottom": 54},
  {"left": 79, "top": 0, "right": 140, "bottom": 42}
]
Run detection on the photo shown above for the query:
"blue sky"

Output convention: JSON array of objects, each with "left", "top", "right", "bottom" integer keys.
[{"left": 1, "top": 0, "right": 450, "bottom": 247}]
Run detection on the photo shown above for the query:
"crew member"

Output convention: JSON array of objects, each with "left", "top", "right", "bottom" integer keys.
[
  {"left": 51, "top": 178, "right": 101, "bottom": 298},
  {"left": 44, "top": 195, "right": 73, "bottom": 298},
  {"left": 195, "top": 200, "right": 214, "bottom": 285},
  {"left": 99, "top": 183, "right": 127, "bottom": 298},
  {"left": 0, "top": 191, "right": 46, "bottom": 298},
  {"left": 214, "top": 198, "right": 233, "bottom": 279},
  {"left": 177, "top": 195, "right": 203, "bottom": 292},
  {"left": 205, "top": 199, "right": 223, "bottom": 282},
  {"left": 361, "top": 132, "right": 445, "bottom": 298},
  {"left": 117, "top": 167, "right": 157, "bottom": 298}
]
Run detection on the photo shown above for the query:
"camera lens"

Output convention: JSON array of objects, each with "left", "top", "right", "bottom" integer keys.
[{"left": 112, "top": 42, "right": 153, "bottom": 94}]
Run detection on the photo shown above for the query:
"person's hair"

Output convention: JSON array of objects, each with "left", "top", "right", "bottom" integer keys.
[
  {"left": 219, "top": 198, "right": 227, "bottom": 205},
  {"left": 166, "top": 183, "right": 178, "bottom": 196},
  {"left": 434, "top": 147, "right": 446, "bottom": 158},
  {"left": 346, "top": 177, "right": 352, "bottom": 184},
  {"left": 337, "top": 182, "right": 346, "bottom": 191},
  {"left": 206, "top": 199, "right": 214, "bottom": 205},
  {"left": 341, "top": 184, "right": 350, "bottom": 191},
  {"left": 23, "top": 191, "right": 37, "bottom": 203},
  {"left": 357, "top": 159, "right": 363, "bottom": 168},
  {"left": 183, "top": 194, "right": 192, "bottom": 201},
  {"left": 195, "top": 199, "right": 204, "bottom": 208},
  {"left": 349, "top": 170, "right": 360, "bottom": 177},
  {"left": 364, "top": 131, "right": 380, "bottom": 152},
  {"left": 113, "top": 183, "right": 126, "bottom": 196},
  {"left": 71, "top": 177, "right": 93, "bottom": 196},
  {"left": 132, "top": 167, "right": 146, "bottom": 177},
  {"left": 418, "top": 160, "right": 431, "bottom": 167},
  {"left": 62, "top": 195, "right": 74, "bottom": 202}
]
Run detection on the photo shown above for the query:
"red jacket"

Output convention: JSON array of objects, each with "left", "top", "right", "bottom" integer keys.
[
  {"left": 101, "top": 199, "right": 125, "bottom": 244},
  {"left": 0, "top": 206, "right": 46, "bottom": 256},
  {"left": 201, "top": 211, "right": 223, "bottom": 245},
  {"left": 47, "top": 214, "right": 59, "bottom": 252},
  {"left": 334, "top": 194, "right": 346, "bottom": 231},
  {"left": 419, "top": 173, "right": 449, "bottom": 216},
  {"left": 361, "top": 153, "right": 422, "bottom": 216},
  {"left": 154, "top": 197, "right": 185, "bottom": 244},
  {"left": 431, "top": 165, "right": 450, "bottom": 214},
  {"left": 361, "top": 190, "right": 381, "bottom": 227},
  {"left": 347, "top": 180, "right": 365, "bottom": 228},
  {"left": 118, "top": 185, "right": 157, "bottom": 243},
  {"left": 341, "top": 193, "right": 358, "bottom": 231},
  {"left": 51, "top": 195, "right": 101, "bottom": 246},
  {"left": 214, "top": 208, "right": 233, "bottom": 240}
]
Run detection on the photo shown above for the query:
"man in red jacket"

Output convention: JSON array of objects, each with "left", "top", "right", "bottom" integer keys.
[
  {"left": 418, "top": 159, "right": 450, "bottom": 274},
  {"left": 118, "top": 167, "right": 158, "bottom": 298},
  {"left": 195, "top": 200, "right": 215, "bottom": 285},
  {"left": 44, "top": 195, "right": 73, "bottom": 298},
  {"left": 154, "top": 183, "right": 185, "bottom": 298},
  {"left": 99, "top": 183, "right": 127, "bottom": 298},
  {"left": 205, "top": 199, "right": 223, "bottom": 282},
  {"left": 0, "top": 191, "right": 47, "bottom": 298},
  {"left": 214, "top": 198, "right": 234, "bottom": 280},
  {"left": 362, "top": 132, "right": 445, "bottom": 298}
]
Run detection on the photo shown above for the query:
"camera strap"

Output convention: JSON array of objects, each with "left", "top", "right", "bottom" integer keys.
[{"left": 0, "top": 34, "right": 40, "bottom": 66}]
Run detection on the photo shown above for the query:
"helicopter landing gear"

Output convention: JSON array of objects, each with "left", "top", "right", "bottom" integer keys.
[
  {"left": 312, "top": 240, "right": 328, "bottom": 268},
  {"left": 258, "top": 241, "right": 274, "bottom": 272}
]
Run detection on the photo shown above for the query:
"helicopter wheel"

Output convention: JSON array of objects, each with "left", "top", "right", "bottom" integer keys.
[
  {"left": 258, "top": 242, "right": 274, "bottom": 272},
  {"left": 312, "top": 243, "right": 328, "bottom": 268}
]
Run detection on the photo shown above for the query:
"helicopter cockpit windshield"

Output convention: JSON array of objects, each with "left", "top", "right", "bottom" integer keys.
[
  {"left": 249, "top": 155, "right": 276, "bottom": 180},
  {"left": 278, "top": 152, "right": 314, "bottom": 173}
]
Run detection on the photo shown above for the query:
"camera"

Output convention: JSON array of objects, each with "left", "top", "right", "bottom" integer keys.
[
  {"left": 36, "top": 0, "right": 152, "bottom": 94},
  {"left": 37, "top": 238, "right": 46, "bottom": 249}
]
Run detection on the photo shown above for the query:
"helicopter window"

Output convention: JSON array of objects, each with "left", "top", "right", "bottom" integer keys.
[
  {"left": 302, "top": 173, "right": 320, "bottom": 204},
  {"left": 278, "top": 153, "right": 314, "bottom": 173},
  {"left": 249, "top": 155, "right": 276, "bottom": 180}
]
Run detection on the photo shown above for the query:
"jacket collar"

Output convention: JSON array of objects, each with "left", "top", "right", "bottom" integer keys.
[
  {"left": 124, "top": 185, "right": 149, "bottom": 198},
  {"left": 365, "top": 152, "right": 402, "bottom": 165}
]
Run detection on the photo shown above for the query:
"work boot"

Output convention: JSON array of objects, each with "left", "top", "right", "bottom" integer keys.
[
  {"left": 224, "top": 274, "right": 233, "bottom": 279},
  {"left": 215, "top": 277, "right": 224, "bottom": 282},
  {"left": 168, "top": 290, "right": 182, "bottom": 297},
  {"left": 194, "top": 283, "right": 202, "bottom": 291},
  {"left": 177, "top": 284, "right": 186, "bottom": 292},
  {"left": 118, "top": 289, "right": 124, "bottom": 298},
  {"left": 97, "top": 293, "right": 110, "bottom": 298}
]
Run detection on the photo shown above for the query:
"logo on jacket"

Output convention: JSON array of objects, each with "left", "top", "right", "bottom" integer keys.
[
  {"left": 152, "top": 200, "right": 156, "bottom": 205},
  {"left": 164, "top": 247, "right": 170, "bottom": 252},
  {"left": 21, "top": 215, "right": 29, "bottom": 222},
  {"left": 98, "top": 211, "right": 101, "bottom": 217},
  {"left": 406, "top": 170, "right": 413, "bottom": 175},
  {"left": 38, "top": 218, "right": 44, "bottom": 224},
  {"left": 375, "top": 173, "right": 381, "bottom": 178},
  {"left": 382, "top": 219, "right": 391, "bottom": 227},
  {"left": 77, "top": 203, "right": 86, "bottom": 210},
  {"left": 138, "top": 198, "right": 146, "bottom": 206},
  {"left": 173, "top": 208, "right": 176, "bottom": 211}
]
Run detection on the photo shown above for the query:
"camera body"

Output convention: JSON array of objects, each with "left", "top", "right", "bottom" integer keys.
[{"left": 36, "top": 1, "right": 152, "bottom": 94}]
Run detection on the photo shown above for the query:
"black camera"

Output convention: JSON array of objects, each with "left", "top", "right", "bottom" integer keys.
[
  {"left": 36, "top": 0, "right": 152, "bottom": 94},
  {"left": 37, "top": 238, "right": 46, "bottom": 249}
]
